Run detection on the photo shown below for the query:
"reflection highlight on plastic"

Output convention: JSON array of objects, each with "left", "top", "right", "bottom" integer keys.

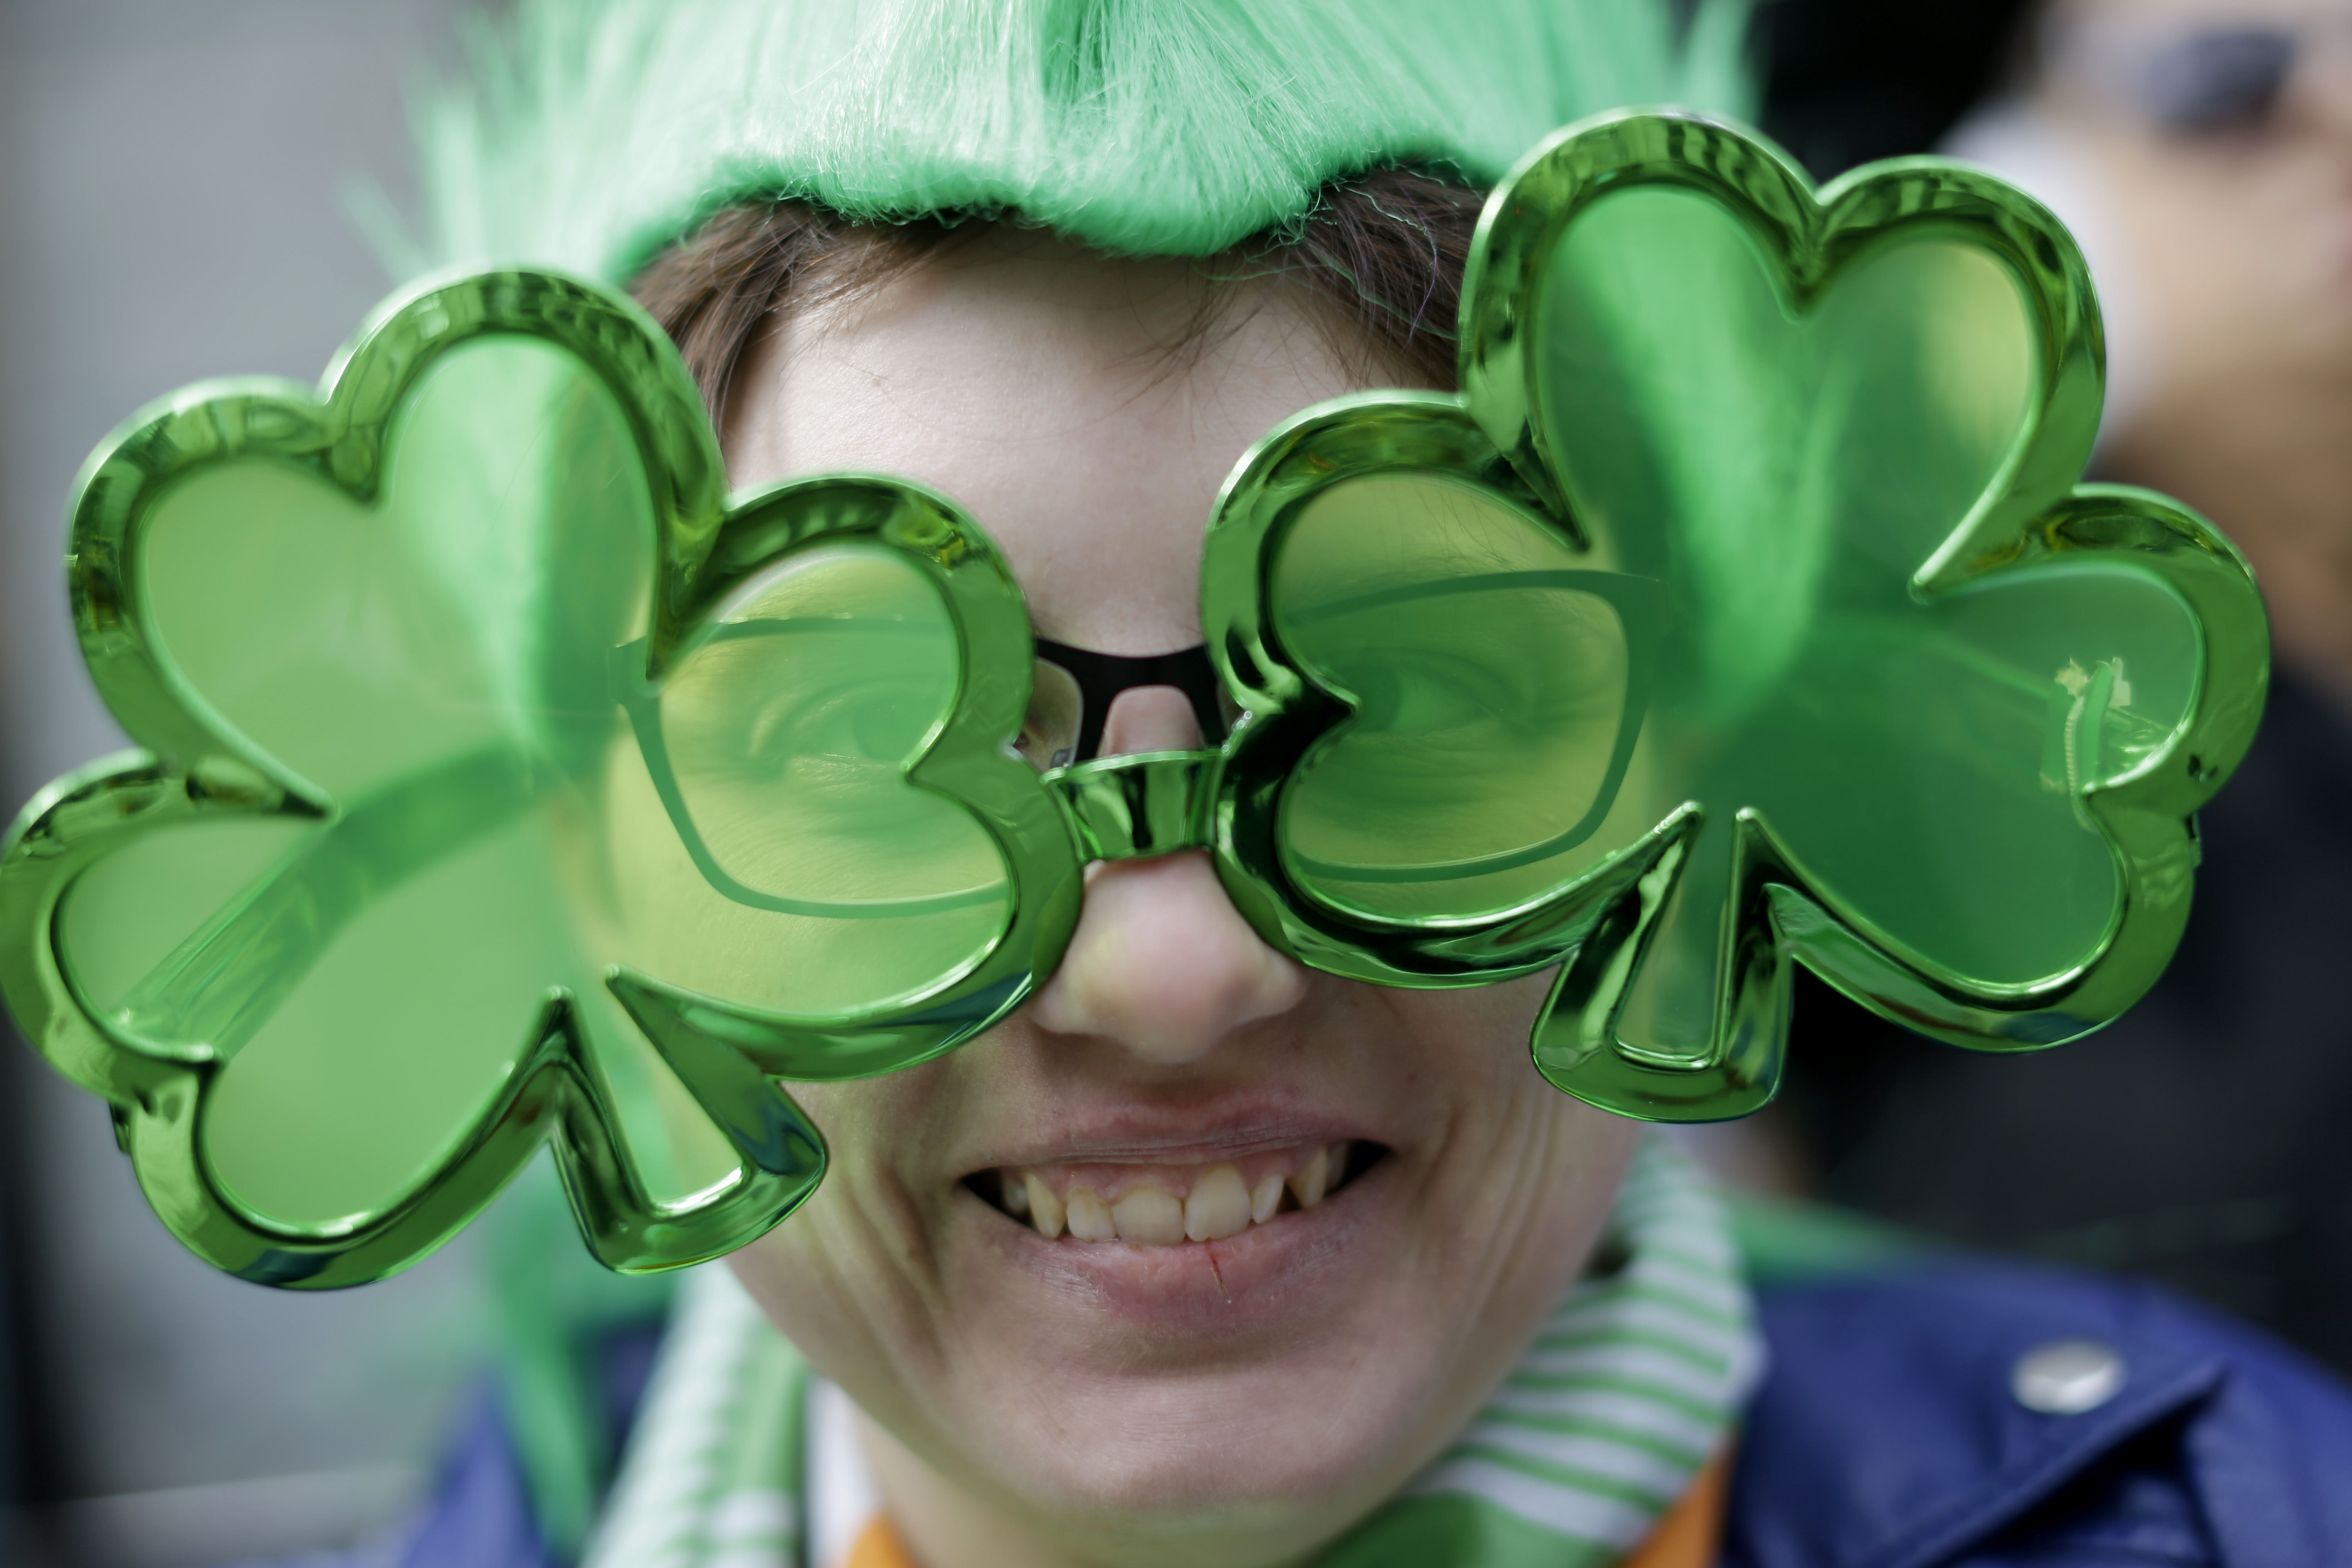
[{"left": 0, "top": 111, "right": 2269, "bottom": 1285}]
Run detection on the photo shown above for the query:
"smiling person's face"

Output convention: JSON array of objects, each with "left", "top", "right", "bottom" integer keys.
[{"left": 713, "top": 231, "right": 1640, "bottom": 1568}]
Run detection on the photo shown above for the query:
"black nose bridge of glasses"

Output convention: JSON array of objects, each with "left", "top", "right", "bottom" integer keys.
[{"left": 1034, "top": 639, "right": 1230, "bottom": 764}]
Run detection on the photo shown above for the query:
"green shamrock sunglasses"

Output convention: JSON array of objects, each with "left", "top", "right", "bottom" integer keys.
[{"left": 0, "top": 112, "right": 2269, "bottom": 1287}]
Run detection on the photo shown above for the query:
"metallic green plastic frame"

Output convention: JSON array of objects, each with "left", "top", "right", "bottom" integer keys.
[
  {"left": 603, "top": 473, "right": 1085, "bottom": 1084},
  {"left": 0, "top": 111, "right": 2273, "bottom": 1286},
  {"left": 1204, "top": 109, "right": 2270, "bottom": 1119},
  {"left": 0, "top": 273, "right": 1088, "bottom": 1285},
  {"left": 1203, "top": 394, "right": 1681, "bottom": 985}
]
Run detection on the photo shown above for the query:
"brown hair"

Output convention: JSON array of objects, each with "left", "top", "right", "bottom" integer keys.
[{"left": 628, "top": 168, "right": 1485, "bottom": 431}]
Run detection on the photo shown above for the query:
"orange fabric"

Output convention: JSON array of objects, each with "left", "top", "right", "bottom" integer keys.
[
  {"left": 1618, "top": 1448, "right": 1734, "bottom": 1568},
  {"left": 841, "top": 1449, "right": 1734, "bottom": 1568},
  {"left": 845, "top": 1514, "right": 923, "bottom": 1568}
]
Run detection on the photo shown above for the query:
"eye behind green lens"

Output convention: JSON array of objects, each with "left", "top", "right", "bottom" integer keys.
[
  {"left": 1271, "top": 474, "right": 1646, "bottom": 923},
  {"left": 617, "top": 543, "right": 1014, "bottom": 1017}
]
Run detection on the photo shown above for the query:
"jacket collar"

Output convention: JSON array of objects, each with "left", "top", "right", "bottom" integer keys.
[{"left": 1730, "top": 1265, "right": 2233, "bottom": 1568}]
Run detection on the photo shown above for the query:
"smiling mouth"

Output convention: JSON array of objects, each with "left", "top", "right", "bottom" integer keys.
[{"left": 967, "top": 1142, "right": 1381, "bottom": 1245}]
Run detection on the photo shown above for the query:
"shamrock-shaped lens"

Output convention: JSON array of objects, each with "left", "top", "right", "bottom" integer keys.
[
  {"left": 0, "top": 276, "right": 1074, "bottom": 1287},
  {"left": 62, "top": 334, "right": 750, "bottom": 1245}
]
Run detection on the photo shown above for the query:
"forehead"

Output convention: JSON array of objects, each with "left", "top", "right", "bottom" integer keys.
[{"left": 721, "top": 234, "right": 1373, "bottom": 654}]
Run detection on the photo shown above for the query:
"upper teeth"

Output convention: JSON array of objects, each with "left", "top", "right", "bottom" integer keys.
[{"left": 994, "top": 1143, "right": 1355, "bottom": 1245}]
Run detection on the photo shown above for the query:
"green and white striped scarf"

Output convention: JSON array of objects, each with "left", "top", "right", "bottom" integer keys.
[{"left": 585, "top": 1135, "right": 1759, "bottom": 1568}]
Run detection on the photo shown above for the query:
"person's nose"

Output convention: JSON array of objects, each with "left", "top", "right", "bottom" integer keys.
[{"left": 1027, "top": 686, "right": 1309, "bottom": 1063}]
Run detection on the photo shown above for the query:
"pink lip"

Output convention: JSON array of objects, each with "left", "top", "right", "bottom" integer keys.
[
  {"left": 968, "top": 1154, "right": 1387, "bottom": 1332},
  {"left": 939, "top": 1084, "right": 1404, "bottom": 1342},
  {"left": 958, "top": 1096, "right": 1381, "bottom": 1175}
]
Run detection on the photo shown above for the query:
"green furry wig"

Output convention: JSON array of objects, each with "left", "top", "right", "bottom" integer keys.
[{"left": 412, "top": 0, "right": 1755, "bottom": 283}]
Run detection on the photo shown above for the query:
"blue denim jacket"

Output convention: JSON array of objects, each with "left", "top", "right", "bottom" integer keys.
[
  {"left": 1728, "top": 1264, "right": 2352, "bottom": 1567},
  {"left": 375, "top": 1259, "right": 2352, "bottom": 1568}
]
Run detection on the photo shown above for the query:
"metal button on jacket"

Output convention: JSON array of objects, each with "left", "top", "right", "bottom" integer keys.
[{"left": 2012, "top": 1339, "right": 2129, "bottom": 1414}]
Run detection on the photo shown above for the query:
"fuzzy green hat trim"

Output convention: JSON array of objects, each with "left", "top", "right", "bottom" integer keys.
[{"left": 411, "top": 0, "right": 1754, "bottom": 283}]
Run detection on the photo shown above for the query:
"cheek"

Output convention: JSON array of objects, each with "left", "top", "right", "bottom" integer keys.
[
  {"left": 1382, "top": 973, "right": 1548, "bottom": 1102},
  {"left": 1386, "top": 976, "right": 1642, "bottom": 1277},
  {"left": 725, "top": 1077, "right": 953, "bottom": 1384},
  {"left": 1437, "top": 1083, "right": 1645, "bottom": 1412},
  {"left": 1332, "top": 980, "right": 1644, "bottom": 1476}
]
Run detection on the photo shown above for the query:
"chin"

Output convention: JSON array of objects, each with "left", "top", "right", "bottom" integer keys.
[{"left": 962, "top": 1343, "right": 1444, "bottom": 1543}]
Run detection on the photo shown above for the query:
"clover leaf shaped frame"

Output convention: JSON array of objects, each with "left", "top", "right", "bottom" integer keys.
[
  {"left": 1202, "top": 110, "right": 2270, "bottom": 1121},
  {"left": 0, "top": 270, "right": 1081, "bottom": 1286}
]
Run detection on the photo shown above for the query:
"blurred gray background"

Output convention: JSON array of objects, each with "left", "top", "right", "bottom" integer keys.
[{"left": 0, "top": 3, "right": 512, "bottom": 1563}]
